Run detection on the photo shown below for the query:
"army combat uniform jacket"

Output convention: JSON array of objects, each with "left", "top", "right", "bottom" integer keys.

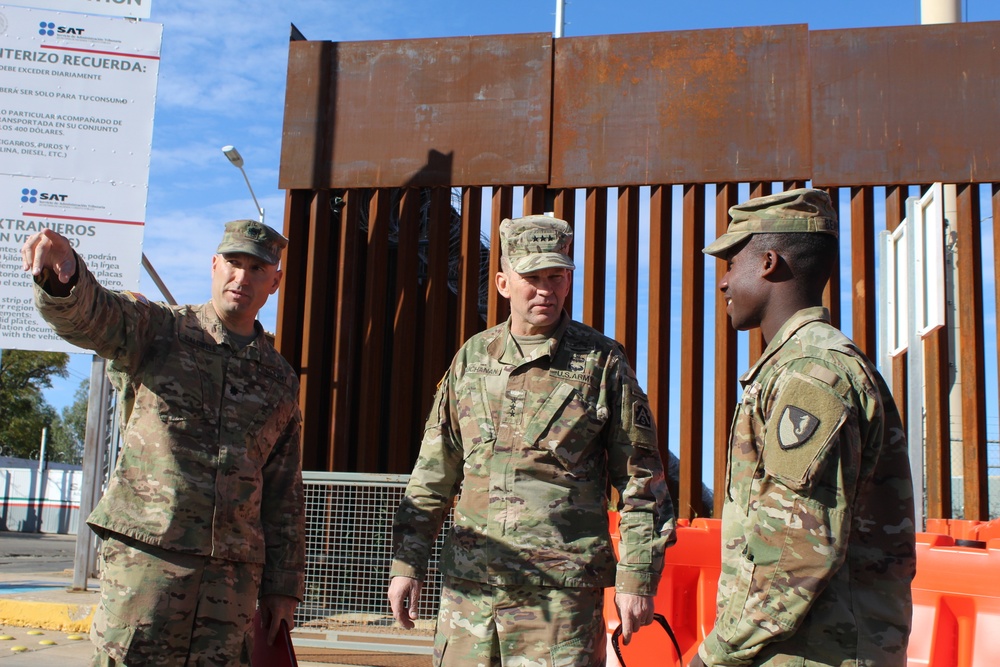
[
  {"left": 34, "top": 258, "right": 305, "bottom": 599},
  {"left": 391, "top": 315, "right": 676, "bottom": 595},
  {"left": 700, "top": 307, "right": 915, "bottom": 667}
]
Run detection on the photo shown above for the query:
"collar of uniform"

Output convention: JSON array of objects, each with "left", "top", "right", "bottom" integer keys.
[
  {"left": 486, "top": 312, "right": 570, "bottom": 361},
  {"left": 194, "top": 302, "right": 265, "bottom": 360},
  {"left": 739, "top": 306, "right": 831, "bottom": 384}
]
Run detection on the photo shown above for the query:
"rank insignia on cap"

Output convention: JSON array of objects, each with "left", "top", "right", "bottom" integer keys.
[
  {"left": 778, "top": 405, "right": 820, "bottom": 450},
  {"left": 633, "top": 403, "right": 653, "bottom": 431}
]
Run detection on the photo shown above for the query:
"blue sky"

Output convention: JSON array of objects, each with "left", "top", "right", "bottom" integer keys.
[{"left": 41, "top": 0, "right": 1000, "bottom": 453}]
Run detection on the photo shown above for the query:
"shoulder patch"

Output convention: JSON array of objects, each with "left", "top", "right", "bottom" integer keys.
[
  {"left": 633, "top": 402, "right": 653, "bottom": 431},
  {"left": 777, "top": 405, "right": 820, "bottom": 449},
  {"left": 124, "top": 291, "right": 149, "bottom": 305}
]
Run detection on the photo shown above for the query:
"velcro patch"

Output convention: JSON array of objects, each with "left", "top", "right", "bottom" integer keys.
[
  {"left": 623, "top": 383, "right": 656, "bottom": 447},
  {"left": 763, "top": 372, "right": 848, "bottom": 492}
]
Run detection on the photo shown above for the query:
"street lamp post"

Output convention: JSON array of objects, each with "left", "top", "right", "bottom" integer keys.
[{"left": 221, "top": 145, "right": 265, "bottom": 223}]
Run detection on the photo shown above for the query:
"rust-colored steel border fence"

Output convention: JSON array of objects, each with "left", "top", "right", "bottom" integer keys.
[{"left": 276, "top": 22, "right": 1000, "bottom": 521}]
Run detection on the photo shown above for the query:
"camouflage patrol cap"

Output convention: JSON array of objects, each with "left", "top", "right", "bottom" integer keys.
[
  {"left": 499, "top": 215, "right": 575, "bottom": 273},
  {"left": 216, "top": 219, "right": 288, "bottom": 265},
  {"left": 703, "top": 188, "right": 839, "bottom": 258}
]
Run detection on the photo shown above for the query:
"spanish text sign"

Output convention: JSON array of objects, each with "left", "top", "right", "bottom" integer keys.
[
  {"left": 0, "top": 6, "right": 161, "bottom": 353},
  {"left": 2, "top": 0, "right": 151, "bottom": 20}
]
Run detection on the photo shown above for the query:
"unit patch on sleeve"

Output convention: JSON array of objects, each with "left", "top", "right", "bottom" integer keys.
[
  {"left": 777, "top": 405, "right": 819, "bottom": 450},
  {"left": 633, "top": 403, "right": 653, "bottom": 431},
  {"left": 124, "top": 291, "right": 149, "bottom": 305}
]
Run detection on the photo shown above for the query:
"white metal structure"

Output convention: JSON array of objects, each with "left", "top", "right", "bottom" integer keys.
[{"left": 880, "top": 184, "right": 946, "bottom": 532}]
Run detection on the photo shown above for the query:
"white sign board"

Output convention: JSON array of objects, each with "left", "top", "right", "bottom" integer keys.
[
  {"left": 1, "top": 0, "right": 150, "bottom": 20},
  {"left": 0, "top": 6, "right": 161, "bottom": 352},
  {"left": 910, "top": 183, "right": 946, "bottom": 336},
  {"left": 883, "top": 221, "right": 908, "bottom": 357},
  {"left": 882, "top": 183, "right": 946, "bottom": 357}
]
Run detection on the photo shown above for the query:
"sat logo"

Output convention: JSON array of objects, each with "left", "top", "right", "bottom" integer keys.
[
  {"left": 39, "top": 22, "right": 84, "bottom": 36},
  {"left": 23, "top": 188, "right": 69, "bottom": 203}
]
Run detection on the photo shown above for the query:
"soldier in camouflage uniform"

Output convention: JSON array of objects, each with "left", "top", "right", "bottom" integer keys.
[
  {"left": 388, "top": 215, "right": 676, "bottom": 667},
  {"left": 21, "top": 220, "right": 305, "bottom": 666},
  {"left": 693, "top": 189, "right": 916, "bottom": 667}
]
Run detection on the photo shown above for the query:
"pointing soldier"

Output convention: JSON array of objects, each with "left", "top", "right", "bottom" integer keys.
[
  {"left": 388, "top": 214, "right": 676, "bottom": 666},
  {"left": 692, "top": 189, "right": 916, "bottom": 666},
  {"left": 21, "top": 220, "right": 305, "bottom": 666}
]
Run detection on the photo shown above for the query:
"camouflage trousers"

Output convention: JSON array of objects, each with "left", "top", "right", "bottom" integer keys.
[
  {"left": 433, "top": 576, "right": 607, "bottom": 667},
  {"left": 90, "top": 534, "right": 263, "bottom": 667}
]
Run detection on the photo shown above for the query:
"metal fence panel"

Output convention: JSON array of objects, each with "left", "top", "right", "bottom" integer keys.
[
  {"left": 278, "top": 23, "right": 1000, "bottom": 534},
  {"left": 296, "top": 471, "right": 448, "bottom": 654}
]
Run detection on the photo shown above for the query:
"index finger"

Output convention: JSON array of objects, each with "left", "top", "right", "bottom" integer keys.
[
  {"left": 619, "top": 614, "right": 635, "bottom": 645},
  {"left": 21, "top": 232, "right": 41, "bottom": 273}
]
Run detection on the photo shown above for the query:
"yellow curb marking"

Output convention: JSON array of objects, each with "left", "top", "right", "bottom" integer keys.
[{"left": 0, "top": 599, "right": 96, "bottom": 633}]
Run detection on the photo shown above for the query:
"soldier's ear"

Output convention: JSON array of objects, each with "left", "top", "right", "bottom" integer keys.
[
  {"left": 760, "top": 249, "right": 781, "bottom": 278},
  {"left": 495, "top": 271, "right": 511, "bottom": 299}
]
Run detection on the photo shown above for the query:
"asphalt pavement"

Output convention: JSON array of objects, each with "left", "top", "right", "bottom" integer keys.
[
  {"left": 0, "top": 531, "right": 429, "bottom": 667},
  {"left": 0, "top": 531, "right": 77, "bottom": 575}
]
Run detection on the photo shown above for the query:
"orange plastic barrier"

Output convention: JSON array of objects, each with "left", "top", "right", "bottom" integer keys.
[
  {"left": 605, "top": 517, "right": 720, "bottom": 667},
  {"left": 908, "top": 532, "right": 1000, "bottom": 667},
  {"left": 925, "top": 517, "right": 1000, "bottom": 544},
  {"left": 604, "top": 514, "right": 1000, "bottom": 667}
]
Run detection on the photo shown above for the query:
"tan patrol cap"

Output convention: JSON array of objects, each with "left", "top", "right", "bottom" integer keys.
[
  {"left": 703, "top": 188, "right": 839, "bottom": 258},
  {"left": 499, "top": 215, "right": 575, "bottom": 273},
  {"left": 216, "top": 219, "right": 288, "bottom": 265}
]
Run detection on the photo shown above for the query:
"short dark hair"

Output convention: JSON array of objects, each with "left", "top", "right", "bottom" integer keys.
[{"left": 746, "top": 232, "right": 838, "bottom": 294}]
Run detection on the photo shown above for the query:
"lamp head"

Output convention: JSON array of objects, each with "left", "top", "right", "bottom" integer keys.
[{"left": 221, "top": 145, "right": 244, "bottom": 168}]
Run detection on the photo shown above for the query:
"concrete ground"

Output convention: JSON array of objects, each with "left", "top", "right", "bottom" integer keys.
[{"left": 0, "top": 531, "right": 429, "bottom": 667}]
